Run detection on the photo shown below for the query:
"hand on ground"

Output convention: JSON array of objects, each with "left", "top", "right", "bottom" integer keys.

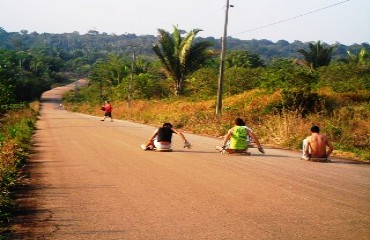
[
  {"left": 258, "top": 147, "right": 265, "bottom": 154},
  {"left": 184, "top": 141, "right": 192, "bottom": 149}
]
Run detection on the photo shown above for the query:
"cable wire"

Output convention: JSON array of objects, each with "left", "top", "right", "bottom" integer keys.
[{"left": 230, "top": 0, "right": 350, "bottom": 37}]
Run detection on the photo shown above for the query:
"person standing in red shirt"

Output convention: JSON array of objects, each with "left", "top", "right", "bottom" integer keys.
[{"left": 101, "top": 100, "right": 113, "bottom": 122}]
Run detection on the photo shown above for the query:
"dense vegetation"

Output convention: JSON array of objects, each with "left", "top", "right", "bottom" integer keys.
[
  {"left": 0, "top": 104, "right": 38, "bottom": 234},
  {"left": 0, "top": 26, "right": 369, "bottom": 233},
  {"left": 1, "top": 27, "right": 369, "bottom": 66}
]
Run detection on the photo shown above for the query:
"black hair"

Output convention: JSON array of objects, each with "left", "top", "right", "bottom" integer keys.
[
  {"left": 235, "top": 118, "right": 245, "bottom": 126},
  {"left": 311, "top": 125, "right": 320, "bottom": 133},
  {"left": 162, "top": 122, "right": 173, "bottom": 128}
]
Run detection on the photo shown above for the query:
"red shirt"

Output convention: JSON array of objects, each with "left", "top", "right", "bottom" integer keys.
[{"left": 104, "top": 103, "right": 112, "bottom": 112}]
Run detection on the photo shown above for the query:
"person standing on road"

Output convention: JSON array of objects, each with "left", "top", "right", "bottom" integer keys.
[
  {"left": 302, "top": 125, "right": 334, "bottom": 160},
  {"left": 101, "top": 100, "right": 113, "bottom": 122},
  {"left": 141, "top": 123, "right": 191, "bottom": 150}
]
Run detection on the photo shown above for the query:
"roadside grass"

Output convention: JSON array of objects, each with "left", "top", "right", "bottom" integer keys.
[
  {"left": 64, "top": 90, "right": 370, "bottom": 162},
  {"left": 0, "top": 103, "right": 38, "bottom": 235}
]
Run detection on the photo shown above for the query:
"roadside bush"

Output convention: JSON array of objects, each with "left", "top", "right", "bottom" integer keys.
[
  {"left": 185, "top": 68, "right": 218, "bottom": 99},
  {"left": 317, "top": 63, "right": 370, "bottom": 92},
  {"left": 223, "top": 67, "right": 263, "bottom": 96},
  {"left": 0, "top": 106, "right": 38, "bottom": 233}
]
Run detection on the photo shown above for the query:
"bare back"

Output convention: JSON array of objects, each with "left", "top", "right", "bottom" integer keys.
[{"left": 306, "top": 133, "right": 333, "bottom": 157}]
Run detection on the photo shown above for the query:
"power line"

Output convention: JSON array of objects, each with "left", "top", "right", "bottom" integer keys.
[{"left": 231, "top": 0, "right": 350, "bottom": 37}]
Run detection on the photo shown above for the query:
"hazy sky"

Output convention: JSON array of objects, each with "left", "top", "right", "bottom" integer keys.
[{"left": 1, "top": 0, "right": 369, "bottom": 45}]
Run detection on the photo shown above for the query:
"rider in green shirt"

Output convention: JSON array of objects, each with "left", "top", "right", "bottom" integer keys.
[
  {"left": 230, "top": 125, "right": 248, "bottom": 150},
  {"left": 220, "top": 118, "right": 265, "bottom": 154}
]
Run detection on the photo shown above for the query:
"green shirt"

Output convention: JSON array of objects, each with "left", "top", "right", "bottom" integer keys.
[{"left": 230, "top": 126, "right": 247, "bottom": 150}]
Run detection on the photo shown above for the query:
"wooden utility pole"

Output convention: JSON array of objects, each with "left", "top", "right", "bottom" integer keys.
[
  {"left": 216, "top": 0, "right": 232, "bottom": 115},
  {"left": 128, "top": 49, "right": 135, "bottom": 107}
]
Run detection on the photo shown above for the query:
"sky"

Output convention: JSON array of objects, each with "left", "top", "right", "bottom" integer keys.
[{"left": 0, "top": 0, "right": 369, "bottom": 45}]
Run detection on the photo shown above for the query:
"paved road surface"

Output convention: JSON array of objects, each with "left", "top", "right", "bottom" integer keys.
[{"left": 9, "top": 80, "right": 370, "bottom": 239}]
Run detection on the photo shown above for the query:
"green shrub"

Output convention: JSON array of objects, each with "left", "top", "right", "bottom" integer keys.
[{"left": 0, "top": 105, "right": 38, "bottom": 233}]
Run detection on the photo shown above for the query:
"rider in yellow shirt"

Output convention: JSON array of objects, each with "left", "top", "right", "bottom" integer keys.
[{"left": 220, "top": 118, "right": 265, "bottom": 154}]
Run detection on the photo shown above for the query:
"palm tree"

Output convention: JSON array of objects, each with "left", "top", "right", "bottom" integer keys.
[
  {"left": 297, "top": 41, "right": 336, "bottom": 70},
  {"left": 152, "top": 26, "right": 213, "bottom": 95},
  {"left": 347, "top": 48, "right": 369, "bottom": 64}
]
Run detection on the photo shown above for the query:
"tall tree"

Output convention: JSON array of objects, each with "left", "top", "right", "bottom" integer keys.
[
  {"left": 152, "top": 26, "right": 213, "bottom": 95},
  {"left": 297, "top": 41, "right": 336, "bottom": 70}
]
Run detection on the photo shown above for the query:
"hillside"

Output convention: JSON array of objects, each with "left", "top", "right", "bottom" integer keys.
[{"left": 1, "top": 27, "right": 369, "bottom": 62}]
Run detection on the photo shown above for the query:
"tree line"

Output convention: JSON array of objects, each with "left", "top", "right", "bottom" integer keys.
[
  {"left": 1, "top": 26, "right": 369, "bottom": 67},
  {"left": 1, "top": 26, "right": 369, "bottom": 115}
]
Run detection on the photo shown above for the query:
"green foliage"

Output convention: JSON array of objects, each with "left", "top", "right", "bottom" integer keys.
[
  {"left": 346, "top": 48, "right": 370, "bottom": 64},
  {"left": 0, "top": 106, "right": 38, "bottom": 232},
  {"left": 63, "top": 84, "right": 102, "bottom": 105},
  {"left": 317, "top": 62, "right": 370, "bottom": 92},
  {"left": 224, "top": 67, "right": 264, "bottom": 96},
  {"left": 297, "top": 41, "right": 336, "bottom": 70},
  {"left": 259, "top": 59, "right": 323, "bottom": 115},
  {"left": 323, "top": 103, "right": 370, "bottom": 160},
  {"left": 262, "top": 59, "right": 319, "bottom": 92},
  {"left": 118, "top": 73, "right": 170, "bottom": 100},
  {"left": 185, "top": 68, "right": 218, "bottom": 98},
  {"left": 225, "top": 50, "right": 265, "bottom": 68},
  {"left": 86, "top": 55, "right": 170, "bottom": 101},
  {"left": 1, "top": 28, "right": 368, "bottom": 65},
  {"left": 280, "top": 91, "right": 321, "bottom": 116},
  {"left": 89, "top": 54, "right": 130, "bottom": 87},
  {"left": 0, "top": 48, "right": 60, "bottom": 108},
  {"left": 0, "top": 83, "right": 15, "bottom": 114},
  {"left": 152, "top": 26, "right": 213, "bottom": 95}
]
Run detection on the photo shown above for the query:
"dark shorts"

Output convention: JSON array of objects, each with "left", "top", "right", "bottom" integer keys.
[
  {"left": 104, "top": 112, "right": 112, "bottom": 117},
  {"left": 309, "top": 154, "right": 327, "bottom": 158}
]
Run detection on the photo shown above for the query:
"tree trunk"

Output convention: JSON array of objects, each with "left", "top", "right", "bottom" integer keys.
[{"left": 175, "top": 78, "right": 184, "bottom": 96}]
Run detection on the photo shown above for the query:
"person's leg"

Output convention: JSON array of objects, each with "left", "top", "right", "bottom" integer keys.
[
  {"left": 301, "top": 139, "right": 309, "bottom": 159},
  {"left": 101, "top": 112, "right": 108, "bottom": 121},
  {"left": 154, "top": 139, "right": 171, "bottom": 150},
  {"left": 226, "top": 149, "right": 235, "bottom": 154},
  {"left": 225, "top": 148, "right": 251, "bottom": 155},
  {"left": 141, "top": 139, "right": 155, "bottom": 150},
  {"left": 143, "top": 139, "right": 154, "bottom": 149}
]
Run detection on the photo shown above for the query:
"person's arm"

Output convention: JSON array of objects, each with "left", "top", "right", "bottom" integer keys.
[
  {"left": 326, "top": 136, "right": 334, "bottom": 156},
  {"left": 248, "top": 130, "right": 265, "bottom": 154},
  {"left": 172, "top": 128, "right": 191, "bottom": 148},
  {"left": 304, "top": 137, "right": 311, "bottom": 157},
  {"left": 145, "top": 129, "right": 158, "bottom": 147},
  {"left": 247, "top": 130, "right": 261, "bottom": 147},
  {"left": 222, "top": 129, "right": 232, "bottom": 147},
  {"left": 172, "top": 128, "right": 186, "bottom": 141},
  {"left": 148, "top": 130, "right": 158, "bottom": 141}
]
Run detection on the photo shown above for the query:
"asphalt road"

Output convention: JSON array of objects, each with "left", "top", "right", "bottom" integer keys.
[{"left": 9, "top": 80, "right": 370, "bottom": 240}]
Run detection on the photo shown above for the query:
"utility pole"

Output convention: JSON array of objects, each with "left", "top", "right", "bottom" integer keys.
[
  {"left": 128, "top": 49, "right": 135, "bottom": 107},
  {"left": 216, "top": 0, "right": 232, "bottom": 115}
]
